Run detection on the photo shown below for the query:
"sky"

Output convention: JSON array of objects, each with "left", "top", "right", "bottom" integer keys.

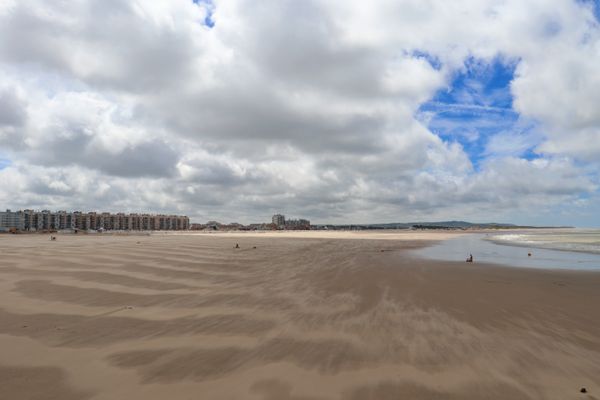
[{"left": 0, "top": 0, "right": 599, "bottom": 226}]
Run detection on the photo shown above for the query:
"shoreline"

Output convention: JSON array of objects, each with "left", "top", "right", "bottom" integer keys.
[{"left": 411, "top": 233, "right": 600, "bottom": 271}]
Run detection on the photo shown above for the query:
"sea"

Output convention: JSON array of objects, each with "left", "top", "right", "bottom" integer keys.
[{"left": 411, "top": 229, "right": 600, "bottom": 270}]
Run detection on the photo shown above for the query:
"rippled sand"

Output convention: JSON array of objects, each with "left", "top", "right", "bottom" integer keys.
[{"left": 0, "top": 233, "right": 599, "bottom": 399}]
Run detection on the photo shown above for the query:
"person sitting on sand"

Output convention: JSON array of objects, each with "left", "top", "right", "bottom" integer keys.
[
  {"left": 235, "top": 243, "right": 239, "bottom": 249},
  {"left": 466, "top": 254, "right": 473, "bottom": 263}
]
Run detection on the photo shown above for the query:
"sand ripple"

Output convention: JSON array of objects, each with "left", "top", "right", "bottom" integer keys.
[{"left": 0, "top": 233, "right": 598, "bottom": 399}]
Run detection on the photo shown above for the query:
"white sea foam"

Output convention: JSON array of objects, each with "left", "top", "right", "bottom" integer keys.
[{"left": 488, "top": 229, "right": 600, "bottom": 254}]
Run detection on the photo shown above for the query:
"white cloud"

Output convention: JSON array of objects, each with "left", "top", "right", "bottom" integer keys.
[{"left": 0, "top": 0, "right": 598, "bottom": 224}]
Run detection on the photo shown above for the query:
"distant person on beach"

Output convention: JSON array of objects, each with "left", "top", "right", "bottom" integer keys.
[{"left": 466, "top": 254, "right": 473, "bottom": 262}]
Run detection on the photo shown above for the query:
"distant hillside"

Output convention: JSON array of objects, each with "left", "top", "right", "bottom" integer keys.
[
  {"left": 408, "top": 221, "right": 517, "bottom": 229},
  {"left": 314, "top": 221, "right": 570, "bottom": 230}
]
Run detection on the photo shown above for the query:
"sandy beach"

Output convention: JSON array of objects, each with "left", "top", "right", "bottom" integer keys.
[{"left": 0, "top": 232, "right": 599, "bottom": 400}]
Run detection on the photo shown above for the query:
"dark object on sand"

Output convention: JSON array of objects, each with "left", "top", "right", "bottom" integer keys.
[
  {"left": 528, "top": 252, "right": 532, "bottom": 257},
  {"left": 235, "top": 243, "right": 240, "bottom": 249},
  {"left": 253, "top": 246, "right": 256, "bottom": 249},
  {"left": 580, "top": 387, "right": 587, "bottom": 393},
  {"left": 466, "top": 254, "right": 473, "bottom": 263},
  {"left": 50, "top": 236, "right": 56, "bottom": 241}
]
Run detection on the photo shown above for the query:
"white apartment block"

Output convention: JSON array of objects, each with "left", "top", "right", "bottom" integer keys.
[
  {"left": 0, "top": 209, "right": 189, "bottom": 232},
  {"left": 0, "top": 210, "right": 24, "bottom": 231}
]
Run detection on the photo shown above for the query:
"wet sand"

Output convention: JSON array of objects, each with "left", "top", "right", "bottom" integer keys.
[{"left": 0, "top": 232, "right": 599, "bottom": 399}]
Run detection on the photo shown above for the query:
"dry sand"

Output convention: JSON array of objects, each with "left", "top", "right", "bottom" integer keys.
[{"left": 0, "top": 232, "right": 598, "bottom": 399}]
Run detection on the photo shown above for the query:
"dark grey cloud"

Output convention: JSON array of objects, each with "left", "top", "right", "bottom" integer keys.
[
  {"left": 233, "top": 1, "right": 385, "bottom": 97},
  {"left": 29, "top": 132, "right": 179, "bottom": 178},
  {"left": 157, "top": 88, "right": 389, "bottom": 156},
  {"left": 0, "top": 0, "right": 203, "bottom": 93},
  {"left": 0, "top": 87, "right": 26, "bottom": 127},
  {"left": 0, "top": 4, "right": 71, "bottom": 72},
  {"left": 0, "top": 86, "right": 27, "bottom": 149}
]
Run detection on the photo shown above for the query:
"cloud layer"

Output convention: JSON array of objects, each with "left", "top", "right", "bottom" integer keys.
[{"left": 0, "top": 0, "right": 599, "bottom": 225}]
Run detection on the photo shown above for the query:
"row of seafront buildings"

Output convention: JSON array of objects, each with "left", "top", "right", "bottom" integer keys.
[
  {"left": 0, "top": 209, "right": 189, "bottom": 232},
  {"left": 190, "top": 214, "right": 311, "bottom": 231}
]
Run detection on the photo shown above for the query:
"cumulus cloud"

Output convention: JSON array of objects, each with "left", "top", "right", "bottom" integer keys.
[{"left": 0, "top": 0, "right": 598, "bottom": 224}]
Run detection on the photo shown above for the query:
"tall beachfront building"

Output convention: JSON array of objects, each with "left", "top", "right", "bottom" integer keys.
[{"left": 272, "top": 214, "right": 286, "bottom": 227}]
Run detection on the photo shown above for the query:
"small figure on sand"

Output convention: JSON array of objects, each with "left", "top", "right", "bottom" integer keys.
[
  {"left": 235, "top": 243, "right": 240, "bottom": 249},
  {"left": 466, "top": 254, "right": 473, "bottom": 263},
  {"left": 528, "top": 252, "right": 532, "bottom": 257},
  {"left": 50, "top": 236, "right": 56, "bottom": 241}
]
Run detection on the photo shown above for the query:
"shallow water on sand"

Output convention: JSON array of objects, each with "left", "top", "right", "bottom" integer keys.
[{"left": 411, "top": 233, "right": 600, "bottom": 270}]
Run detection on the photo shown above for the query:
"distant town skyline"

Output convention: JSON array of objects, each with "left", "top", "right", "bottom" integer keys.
[
  {"left": 1, "top": 1, "right": 599, "bottom": 227},
  {"left": 0, "top": 205, "right": 593, "bottom": 228}
]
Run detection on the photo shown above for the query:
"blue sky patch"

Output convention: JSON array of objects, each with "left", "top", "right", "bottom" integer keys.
[
  {"left": 418, "top": 56, "right": 539, "bottom": 167},
  {"left": 193, "top": 0, "right": 215, "bottom": 27},
  {"left": 578, "top": 0, "right": 600, "bottom": 21},
  {"left": 0, "top": 157, "right": 11, "bottom": 170},
  {"left": 410, "top": 50, "right": 442, "bottom": 70}
]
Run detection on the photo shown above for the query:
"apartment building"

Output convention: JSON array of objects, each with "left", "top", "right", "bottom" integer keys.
[
  {"left": 0, "top": 210, "right": 24, "bottom": 231},
  {"left": 0, "top": 209, "right": 189, "bottom": 232},
  {"left": 272, "top": 214, "right": 286, "bottom": 227},
  {"left": 286, "top": 218, "right": 311, "bottom": 229},
  {"left": 271, "top": 214, "right": 311, "bottom": 230}
]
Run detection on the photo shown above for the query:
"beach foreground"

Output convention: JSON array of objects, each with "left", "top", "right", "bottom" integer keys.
[{"left": 0, "top": 233, "right": 599, "bottom": 399}]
